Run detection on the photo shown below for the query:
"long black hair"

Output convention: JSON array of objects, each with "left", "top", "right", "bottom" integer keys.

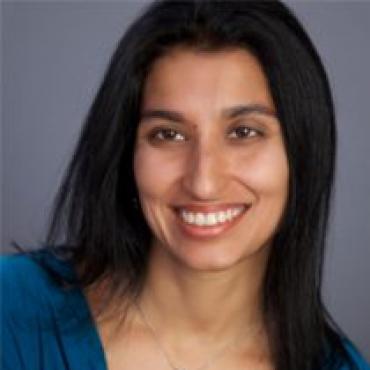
[{"left": 45, "top": 1, "right": 357, "bottom": 369}]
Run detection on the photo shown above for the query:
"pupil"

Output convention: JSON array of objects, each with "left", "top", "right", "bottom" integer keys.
[
  {"left": 236, "top": 127, "right": 249, "bottom": 137},
  {"left": 164, "top": 129, "right": 176, "bottom": 138}
]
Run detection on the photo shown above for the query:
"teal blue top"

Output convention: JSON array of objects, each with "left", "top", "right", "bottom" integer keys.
[{"left": 1, "top": 250, "right": 369, "bottom": 370}]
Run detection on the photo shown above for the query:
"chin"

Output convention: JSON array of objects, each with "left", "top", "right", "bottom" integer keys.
[
  {"left": 170, "top": 239, "right": 271, "bottom": 273},
  {"left": 174, "top": 249, "right": 249, "bottom": 272}
]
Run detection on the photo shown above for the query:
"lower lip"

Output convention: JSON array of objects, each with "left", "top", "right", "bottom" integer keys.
[{"left": 174, "top": 207, "right": 248, "bottom": 239}]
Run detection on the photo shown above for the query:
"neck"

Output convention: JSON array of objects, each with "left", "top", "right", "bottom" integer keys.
[{"left": 137, "top": 242, "right": 269, "bottom": 342}]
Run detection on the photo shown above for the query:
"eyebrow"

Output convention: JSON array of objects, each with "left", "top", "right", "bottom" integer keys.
[
  {"left": 140, "top": 104, "right": 277, "bottom": 124},
  {"left": 223, "top": 104, "right": 277, "bottom": 119}
]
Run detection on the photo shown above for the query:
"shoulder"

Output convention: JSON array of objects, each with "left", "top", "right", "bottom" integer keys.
[
  {"left": 0, "top": 249, "right": 91, "bottom": 370},
  {"left": 342, "top": 339, "right": 370, "bottom": 370},
  {"left": 323, "top": 326, "right": 369, "bottom": 370},
  {"left": 1, "top": 251, "right": 48, "bottom": 314},
  {"left": 1, "top": 248, "right": 76, "bottom": 318}
]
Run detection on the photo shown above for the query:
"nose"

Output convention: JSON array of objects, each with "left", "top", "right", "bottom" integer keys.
[{"left": 182, "top": 137, "right": 228, "bottom": 201}]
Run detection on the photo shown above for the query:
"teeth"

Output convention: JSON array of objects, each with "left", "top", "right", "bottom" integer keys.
[
  {"left": 180, "top": 207, "right": 245, "bottom": 226},
  {"left": 232, "top": 208, "right": 240, "bottom": 217},
  {"left": 206, "top": 213, "right": 217, "bottom": 225},
  {"left": 195, "top": 213, "right": 205, "bottom": 226},
  {"left": 218, "top": 211, "right": 227, "bottom": 223}
]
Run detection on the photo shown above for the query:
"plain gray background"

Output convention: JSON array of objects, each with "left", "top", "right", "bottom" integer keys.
[{"left": 1, "top": 0, "right": 369, "bottom": 359}]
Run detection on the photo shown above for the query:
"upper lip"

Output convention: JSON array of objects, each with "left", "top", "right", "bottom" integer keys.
[{"left": 173, "top": 203, "right": 249, "bottom": 213}]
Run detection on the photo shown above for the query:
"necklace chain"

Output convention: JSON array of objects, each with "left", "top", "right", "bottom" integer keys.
[{"left": 135, "top": 302, "right": 261, "bottom": 370}]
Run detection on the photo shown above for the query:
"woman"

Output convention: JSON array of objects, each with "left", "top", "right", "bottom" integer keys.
[{"left": 1, "top": 1, "right": 369, "bottom": 369}]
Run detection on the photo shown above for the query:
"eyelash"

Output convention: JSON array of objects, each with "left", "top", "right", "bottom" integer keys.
[
  {"left": 149, "top": 128, "right": 187, "bottom": 142},
  {"left": 228, "top": 126, "right": 261, "bottom": 140},
  {"left": 148, "top": 126, "right": 262, "bottom": 142}
]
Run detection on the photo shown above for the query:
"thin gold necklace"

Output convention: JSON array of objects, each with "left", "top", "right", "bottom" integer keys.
[{"left": 135, "top": 302, "right": 262, "bottom": 370}]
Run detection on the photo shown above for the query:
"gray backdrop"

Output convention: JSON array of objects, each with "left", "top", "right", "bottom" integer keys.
[{"left": 1, "top": 0, "right": 369, "bottom": 359}]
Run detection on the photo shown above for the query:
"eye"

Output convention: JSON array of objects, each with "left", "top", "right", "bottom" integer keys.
[
  {"left": 149, "top": 128, "right": 186, "bottom": 142},
  {"left": 228, "top": 126, "right": 261, "bottom": 139}
]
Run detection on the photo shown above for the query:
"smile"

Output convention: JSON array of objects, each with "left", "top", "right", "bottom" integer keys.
[
  {"left": 180, "top": 206, "right": 245, "bottom": 226},
  {"left": 173, "top": 204, "right": 249, "bottom": 239}
]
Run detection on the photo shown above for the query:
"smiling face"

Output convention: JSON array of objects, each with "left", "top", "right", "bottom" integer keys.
[{"left": 134, "top": 47, "right": 289, "bottom": 271}]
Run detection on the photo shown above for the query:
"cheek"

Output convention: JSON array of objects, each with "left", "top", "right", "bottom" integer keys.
[
  {"left": 133, "top": 145, "right": 184, "bottom": 197},
  {"left": 233, "top": 141, "right": 289, "bottom": 200}
]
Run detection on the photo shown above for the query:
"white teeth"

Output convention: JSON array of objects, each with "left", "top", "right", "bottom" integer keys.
[
  {"left": 217, "top": 211, "right": 227, "bottom": 223},
  {"left": 195, "top": 213, "right": 205, "bottom": 226},
  {"left": 179, "top": 207, "right": 245, "bottom": 226},
  {"left": 232, "top": 208, "right": 240, "bottom": 217},
  {"left": 206, "top": 213, "right": 218, "bottom": 225},
  {"left": 188, "top": 213, "right": 195, "bottom": 223}
]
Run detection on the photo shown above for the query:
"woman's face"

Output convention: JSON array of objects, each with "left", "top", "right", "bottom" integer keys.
[{"left": 134, "top": 47, "right": 289, "bottom": 271}]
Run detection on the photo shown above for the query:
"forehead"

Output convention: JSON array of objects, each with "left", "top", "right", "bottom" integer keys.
[{"left": 141, "top": 47, "right": 275, "bottom": 113}]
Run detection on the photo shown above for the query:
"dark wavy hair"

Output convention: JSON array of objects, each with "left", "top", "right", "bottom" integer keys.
[{"left": 43, "top": 1, "right": 357, "bottom": 369}]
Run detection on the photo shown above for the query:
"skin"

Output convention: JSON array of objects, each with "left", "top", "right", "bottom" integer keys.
[
  {"left": 135, "top": 47, "right": 288, "bottom": 272},
  {"left": 89, "top": 47, "right": 289, "bottom": 370}
]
